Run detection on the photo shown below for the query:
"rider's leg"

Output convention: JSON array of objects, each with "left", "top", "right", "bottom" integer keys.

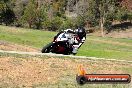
[{"left": 72, "top": 45, "right": 79, "bottom": 54}]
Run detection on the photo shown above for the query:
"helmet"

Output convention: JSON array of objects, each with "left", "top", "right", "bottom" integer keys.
[{"left": 74, "top": 27, "right": 86, "bottom": 39}]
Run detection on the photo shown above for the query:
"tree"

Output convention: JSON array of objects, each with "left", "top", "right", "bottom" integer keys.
[
  {"left": 21, "top": 0, "right": 50, "bottom": 29},
  {"left": 85, "top": 0, "right": 120, "bottom": 37},
  {"left": 1, "top": 7, "right": 15, "bottom": 25},
  {"left": 116, "top": 7, "right": 127, "bottom": 22},
  {"left": 52, "top": 0, "right": 67, "bottom": 17},
  {"left": 96, "top": 0, "right": 117, "bottom": 36},
  {"left": 0, "top": 1, "right": 5, "bottom": 24},
  {"left": 60, "top": 18, "right": 74, "bottom": 30},
  {"left": 128, "top": 12, "right": 132, "bottom": 23},
  {"left": 13, "top": 0, "right": 28, "bottom": 27},
  {"left": 22, "top": 0, "right": 37, "bottom": 28},
  {"left": 48, "top": 16, "right": 64, "bottom": 31},
  {"left": 34, "top": 4, "right": 48, "bottom": 29},
  {"left": 0, "top": 0, "right": 15, "bottom": 25}
]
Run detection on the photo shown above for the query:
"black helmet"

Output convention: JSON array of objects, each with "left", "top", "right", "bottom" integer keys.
[{"left": 75, "top": 27, "right": 86, "bottom": 39}]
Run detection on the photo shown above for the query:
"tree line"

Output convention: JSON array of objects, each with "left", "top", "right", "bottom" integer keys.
[{"left": 0, "top": 0, "right": 132, "bottom": 36}]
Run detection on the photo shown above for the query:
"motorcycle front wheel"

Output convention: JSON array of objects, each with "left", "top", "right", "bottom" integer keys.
[{"left": 41, "top": 42, "right": 54, "bottom": 53}]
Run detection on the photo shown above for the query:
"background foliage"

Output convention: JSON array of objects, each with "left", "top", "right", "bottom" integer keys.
[{"left": 0, "top": 0, "right": 132, "bottom": 33}]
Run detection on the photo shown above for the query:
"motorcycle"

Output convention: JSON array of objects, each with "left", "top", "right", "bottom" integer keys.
[{"left": 41, "top": 31, "right": 80, "bottom": 55}]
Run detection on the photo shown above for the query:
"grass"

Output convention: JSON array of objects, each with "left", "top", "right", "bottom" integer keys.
[
  {"left": 0, "top": 25, "right": 132, "bottom": 60},
  {"left": 33, "top": 79, "right": 131, "bottom": 88},
  {"left": 0, "top": 53, "right": 131, "bottom": 88},
  {"left": 0, "top": 25, "right": 56, "bottom": 48}
]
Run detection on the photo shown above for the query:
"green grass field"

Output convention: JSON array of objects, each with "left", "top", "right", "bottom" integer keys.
[
  {"left": 0, "top": 25, "right": 132, "bottom": 60},
  {"left": 0, "top": 25, "right": 132, "bottom": 88}
]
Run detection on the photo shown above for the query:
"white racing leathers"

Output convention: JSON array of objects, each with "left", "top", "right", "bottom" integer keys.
[
  {"left": 72, "top": 37, "right": 86, "bottom": 54},
  {"left": 56, "top": 29, "right": 86, "bottom": 54}
]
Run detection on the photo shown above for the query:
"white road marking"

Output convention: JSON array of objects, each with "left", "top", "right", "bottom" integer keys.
[{"left": 0, "top": 50, "right": 132, "bottom": 63}]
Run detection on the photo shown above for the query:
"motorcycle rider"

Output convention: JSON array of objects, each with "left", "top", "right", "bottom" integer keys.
[
  {"left": 42, "top": 26, "right": 86, "bottom": 54},
  {"left": 72, "top": 27, "right": 86, "bottom": 54},
  {"left": 63, "top": 27, "right": 86, "bottom": 55}
]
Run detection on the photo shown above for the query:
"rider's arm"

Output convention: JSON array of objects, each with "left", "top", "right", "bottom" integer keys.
[
  {"left": 54, "top": 31, "right": 63, "bottom": 40},
  {"left": 81, "top": 36, "right": 86, "bottom": 43},
  {"left": 78, "top": 36, "right": 86, "bottom": 48},
  {"left": 64, "top": 29, "right": 75, "bottom": 34}
]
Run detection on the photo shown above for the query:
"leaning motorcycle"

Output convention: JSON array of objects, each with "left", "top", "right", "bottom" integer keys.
[{"left": 41, "top": 31, "right": 80, "bottom": 55}]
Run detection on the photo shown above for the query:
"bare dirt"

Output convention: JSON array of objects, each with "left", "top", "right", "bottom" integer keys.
[
  {"left": 0, "top": 56, "right": 131, "bottom": 87},
  {"left": 105, "top": 29, "right": 132, "bottom": 38},
  {"left": 91, "top": 29, "right": 132, "bottom": 38},
  {"left": 0, "top": 40, "right": 39, "bottom": 52}
]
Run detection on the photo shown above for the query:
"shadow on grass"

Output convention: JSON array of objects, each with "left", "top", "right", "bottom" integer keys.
[{"left": 107, "top": 22, "right": 132, "bottom": 33}]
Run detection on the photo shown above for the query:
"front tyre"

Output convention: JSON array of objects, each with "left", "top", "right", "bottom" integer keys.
[
  {"left": 73, "top": 53, "right": 77, "bottom": 55},
  {"left": 41, "top": 42, "right": 54, "bottom": 53}
]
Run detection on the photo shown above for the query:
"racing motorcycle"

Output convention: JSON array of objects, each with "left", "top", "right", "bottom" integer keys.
[{"left": 41, "top": 30, "right": 80, "bottom": 55}]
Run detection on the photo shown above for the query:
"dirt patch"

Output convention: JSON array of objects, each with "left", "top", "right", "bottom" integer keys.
[
  {"left": 91, "top": 29, "right": 132, "bottom": 38},
  {"left": 0, "top": 56, "right": 131, "bottom": 87},
  {"left": 0, "top": 40, "right": 39, "bottom": 52},
  {"left": 0, "top": 57, "right": 62, "bottom": 87},
  {"left": 106, "top": 29, "right": 132, "bottom": 38}
]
